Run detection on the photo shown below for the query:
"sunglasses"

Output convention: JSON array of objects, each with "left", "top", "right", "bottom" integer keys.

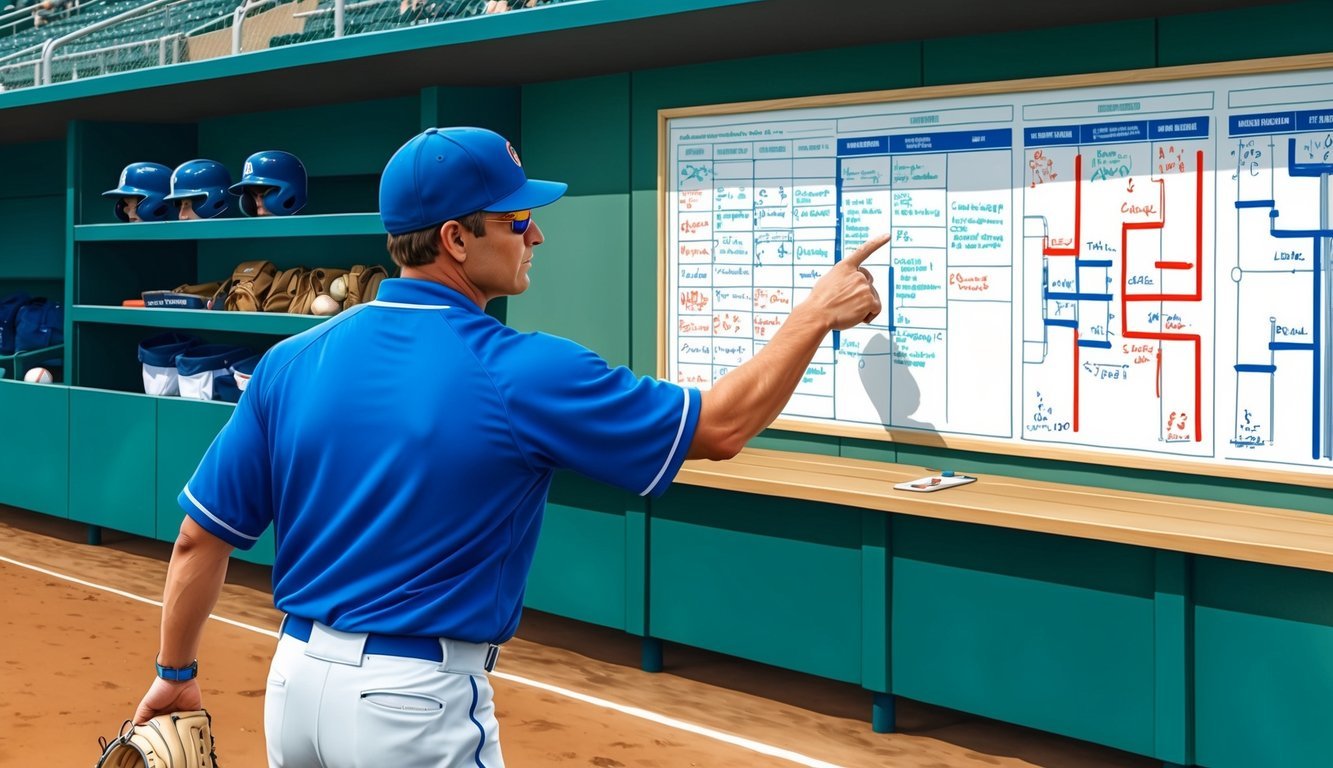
[{"left": 483, "top": 209, "right": 533, "bottom": 234}]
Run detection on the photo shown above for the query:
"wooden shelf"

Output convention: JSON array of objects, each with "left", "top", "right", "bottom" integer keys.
[
  {"left": 73, "top": 213, "right": 385, "bottom": 241},
  {"left": 71, "top": 305, "right": 329, "bottom": 335},
  {"left": 677, "top": 448, "right": 1333, "bottom": 573}
]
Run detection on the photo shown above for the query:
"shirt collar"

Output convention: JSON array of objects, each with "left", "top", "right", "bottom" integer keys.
[{"left": 372, "top": 278, "right": 483, "bottom": 313}]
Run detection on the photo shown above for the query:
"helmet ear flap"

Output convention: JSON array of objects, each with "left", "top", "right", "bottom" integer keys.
[{"left": 140, "top": 195, "right": 175, "bottom": 222}]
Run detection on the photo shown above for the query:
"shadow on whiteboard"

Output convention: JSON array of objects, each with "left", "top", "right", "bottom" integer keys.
[{"left": 860, "top": 332, "right": 945, "bottom": 447}]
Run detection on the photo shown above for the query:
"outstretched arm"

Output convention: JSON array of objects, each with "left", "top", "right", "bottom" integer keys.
[
  {"left": 687, "top": 233, "right": 889, "bottom": 460},
  {"left": 134, "top": 515, "right": 233, "bottom": 723}
]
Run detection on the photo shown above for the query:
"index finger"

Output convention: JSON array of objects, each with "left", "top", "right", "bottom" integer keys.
[{"left": 842, "top": 232, "right": 891, "bottom": 268}]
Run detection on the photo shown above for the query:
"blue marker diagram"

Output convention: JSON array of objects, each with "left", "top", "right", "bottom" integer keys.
[{"left": 1225, "top": 108, "right": 1333, "bottom": 465}]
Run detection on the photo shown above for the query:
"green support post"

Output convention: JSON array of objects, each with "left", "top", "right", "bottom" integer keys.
[
  {"left": 872, "top": 692, "right": 895, "bottom": 733},
  {"left": 641, "top": 637, "right": 663, "bottom": 673}
]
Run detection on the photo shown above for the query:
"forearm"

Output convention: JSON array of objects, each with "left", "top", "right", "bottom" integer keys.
[
  {"left": 157, "top": 519, "right": 232, "bottom": 667},
  {"left": 689, "top": 303, "right": 830, "bottom": 459}
]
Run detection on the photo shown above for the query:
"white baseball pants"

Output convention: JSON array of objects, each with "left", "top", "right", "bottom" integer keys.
[{"left": 264, "top": 621, "right": 505, "bottom": 767}]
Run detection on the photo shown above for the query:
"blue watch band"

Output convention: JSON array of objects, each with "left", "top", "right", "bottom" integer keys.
[{"left": 155, "top": 659, "right": 199, "bottom": 681}]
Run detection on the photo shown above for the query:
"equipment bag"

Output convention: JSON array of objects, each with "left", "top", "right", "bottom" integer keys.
[
  {"left": 176, "top": 344, "right": 251, "bottom": 401},
  {"left": 0, "top": 291, "right": 33, "bottom": 355},
  {"left": 15, "top": 300, "right": 63, "bottom": 352},
  {"left": 219, "top": 260, "right": 278, "bottom": 312},
  {"left": 138, "top": 332, "right": 202, "bottom": 396},
  {"left": 341, "top": 264, "right": 388, "bottom": 309}
]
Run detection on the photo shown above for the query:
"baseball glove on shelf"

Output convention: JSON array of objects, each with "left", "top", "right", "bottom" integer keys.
[{"left": 95, "top": 709, "right": 220, "bottom": 768}]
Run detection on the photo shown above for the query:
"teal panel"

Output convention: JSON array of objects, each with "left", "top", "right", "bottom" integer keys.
[
  {"left": 504, "top": 194, "right": 631, "bottom": 365},
  {"left": 1159, "top": 1, "right": 1333, "bottom": 66},
  {"left": 420, "top": 86, "right": 520, "bottom": 138},
  {"left": 522, "top": 74, "right": 629, "bottom": 196},
  {"left": 74, "top": 241, "right": 198, "bottom": 306},
  {"left": 198, "top": 97, "right": 419, "bottom": 179},
  {"left": 892, "top": 517, "right": 1156, "bottom": 756},
  {"left": 0, "top": 380, "right": 68, "bottom": 517},
  {"left": 68, "top": 388, "right": 156, "bottom": 536},
  {"left": 628, "top": 188, "right": 658, "bottom": 376},
  {"left": 510, "top": 75, "right": 629, "bottom": 363},
  {"left": 751, "top": 429, "right": 840, "bottom": 456},
  {"left": 1154, "top": 551, "right": 1191, "bottom": 766},
  {"left": 650, "top": 486, "right": 863, "bottom": 682},
  {"left": 923, "top": 20, "right": 1156, "bottom": 86},
  {"left": 861, "top": 510, "right": 889, "bottom": 693},
  {"left": 524, "top": 472, "right": 629, "bottom": 630},
  {"left": 155, "top": 398, "right": 234, "bottom": 539},
  {"left": 0, "top": 139, "right": 63, "bottom": 198},
  {"left": 1195, "top": 558, "right": 1333, "bottom": 768},
  {"left": 0, "top": 195, "right": 64, "bottom": 278},
  {"left": 624, "top": 503, "right": 647, "bottom": 637}
]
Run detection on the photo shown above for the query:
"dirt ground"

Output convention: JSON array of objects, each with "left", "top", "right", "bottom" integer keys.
[{"left": 0, "top": 507, "right": 1156, "bottom": 767}]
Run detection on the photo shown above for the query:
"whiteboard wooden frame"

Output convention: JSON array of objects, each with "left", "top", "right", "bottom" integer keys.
[{"left": 657, "top": 52, "right": 1333, "bottom": 489}]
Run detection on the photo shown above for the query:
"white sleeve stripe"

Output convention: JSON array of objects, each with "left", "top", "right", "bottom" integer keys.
[
  {"left": 641, "top": 388, "right": 691, "bottom": 497},
  {"left": 182, "top": 485, "right": 260, "bottom": 541}
]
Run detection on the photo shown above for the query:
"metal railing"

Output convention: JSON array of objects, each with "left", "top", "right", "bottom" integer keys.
[
  {"left": 40, "top": 0, "right": 176, "bottom": 84},
  {"left": 0, "top": 0, "right": 570, "bottom": 92}
]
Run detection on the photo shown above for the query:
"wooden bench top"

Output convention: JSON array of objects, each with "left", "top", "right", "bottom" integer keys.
[{"left": 675, "top": 448, "right": 1333, "bottom": 573}]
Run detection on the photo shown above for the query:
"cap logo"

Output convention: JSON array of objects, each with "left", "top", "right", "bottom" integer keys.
[
  {"left": 119, "top": 169, "right": 129, "bottom": 187},
  {"left": 244, "top": 161, "right": 254, "bottom": 176},
  {"left": 506, "top": 142, "right": 522, "bottom": 167}
]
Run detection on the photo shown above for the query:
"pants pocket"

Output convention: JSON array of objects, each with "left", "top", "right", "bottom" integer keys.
[
  {"left": 354, "top": 686, "right": 452, "bottom": 766},
  {"left": 361, "top": 690, "right": 445, "bottom": 713}
]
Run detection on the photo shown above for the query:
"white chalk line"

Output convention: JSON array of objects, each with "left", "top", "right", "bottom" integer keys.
[{"left": 0, "top": 554, "right": 846, "bottom": 768}]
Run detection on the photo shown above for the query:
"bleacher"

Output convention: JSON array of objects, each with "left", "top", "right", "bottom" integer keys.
[
  {"left": 0, "top": 0, "right": 568, "bottom": 92},
  {"left": 0, "top": 0, "right": 236, "bottom": 89}
]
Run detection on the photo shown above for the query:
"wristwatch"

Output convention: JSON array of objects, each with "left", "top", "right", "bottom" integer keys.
[{"left": 155, "top": 659, "right": 199, "bottom": 682}]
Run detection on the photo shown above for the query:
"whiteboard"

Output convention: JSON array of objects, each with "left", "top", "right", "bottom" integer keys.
[{"left": 659, "top": 57, "right": 1333, "bottom": 486}]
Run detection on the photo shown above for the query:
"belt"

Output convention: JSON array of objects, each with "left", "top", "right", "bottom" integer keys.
[{"left": 281, "top": 615, "right": 499, "bottom": 672}]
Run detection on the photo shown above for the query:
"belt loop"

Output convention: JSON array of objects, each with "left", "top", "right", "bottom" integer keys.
[
  {"left": 485, "top": 644, "right": 499, "bottom": 673},
  {"left": 304, "top": 621, "right": 369, "bottom": 667},
  {"left": 436, "top": 638, "right": 451, "bottom": 674}
]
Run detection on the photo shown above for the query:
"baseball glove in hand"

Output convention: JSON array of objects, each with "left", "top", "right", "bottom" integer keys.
[{"left": 95, "top": 710, "right": 220, "bottom": 768}]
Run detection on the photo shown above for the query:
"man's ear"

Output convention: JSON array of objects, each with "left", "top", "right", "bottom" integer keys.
[{"left": 438, "top": 220, "right": 468, "bottom": 264}]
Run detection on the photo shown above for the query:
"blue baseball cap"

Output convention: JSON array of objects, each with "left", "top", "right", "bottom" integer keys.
[{"left": 379, "top": 127, "right": 567, "bottom": 235}]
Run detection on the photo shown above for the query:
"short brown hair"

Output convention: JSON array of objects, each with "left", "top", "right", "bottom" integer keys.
[{"left": 386, "top": 211, "right": 487, "bottom": 268}]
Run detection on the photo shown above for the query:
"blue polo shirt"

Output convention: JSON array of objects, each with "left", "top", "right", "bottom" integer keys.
[{"left": 180, "top": 278, "right": 700, "bottom": 643}]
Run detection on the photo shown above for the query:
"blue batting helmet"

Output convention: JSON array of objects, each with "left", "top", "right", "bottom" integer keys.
[
  {"left": 229, "top": 150, "right": 308, "bottom": 216},
  {"left": 165, "top": 159, "right": 232, "bottom": 218},
  {"left": 103, "top": 162, "right": 176, "bottom": 222}
]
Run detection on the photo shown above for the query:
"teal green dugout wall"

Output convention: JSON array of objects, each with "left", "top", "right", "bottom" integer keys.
[{"left": 2, "top": 3, "right": 1332, "bottom": 766}]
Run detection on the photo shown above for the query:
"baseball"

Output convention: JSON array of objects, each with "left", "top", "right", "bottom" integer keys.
[
  {"left": 329, "top": 275, "right": 349, "bottom": 302},
  {"left": 24, "top": 367, "right": 54, "bottom": 384},
  {"left": 311, "top": 294, "right": 341, "bottom": 316}
]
